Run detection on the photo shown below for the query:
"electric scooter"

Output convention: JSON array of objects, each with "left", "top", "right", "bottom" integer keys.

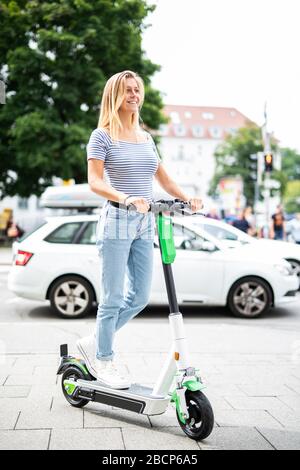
[{"left": 57, "top": 200, "right": 214, "bottom": 441}]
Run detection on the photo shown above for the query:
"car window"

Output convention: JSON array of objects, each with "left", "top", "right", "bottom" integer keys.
[
  {"left": 17, "top": 220, "right": 47, "bottom": 242},
  {"left": 173, "top": 224, "right": 208, "bottom": 251},
  {"left": 78, "top": 222, "right": 97, "bottom": 245},
  {"left": 45, "top": 222, "right": 83, "bottom": 244},
  {"left": 203, "top": 224, "right": 238, "bottom": 241}
]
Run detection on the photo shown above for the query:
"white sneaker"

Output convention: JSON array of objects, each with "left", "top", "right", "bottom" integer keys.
[
  {"left": 96, "top": 359, "right": 131, "bottom": 389},
  {"left": 76, "top": 334, "right": 97, "bottom": 378}
]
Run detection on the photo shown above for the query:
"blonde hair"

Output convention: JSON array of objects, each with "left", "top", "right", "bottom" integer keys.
[{"left": 98, "top": 70, "right": 145, "bottom": 142}]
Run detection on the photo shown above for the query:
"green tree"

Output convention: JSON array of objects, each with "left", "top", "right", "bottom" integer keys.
[
  {"left": 208, "top": 124, "right": 286, "bottom": 206},
  {"left": 284, "top": 180, "right": 300, "bottom": 213},
  {"left": 281, "top": 147, "right": 300, "bottom": 181},
  {"left": 209, "top": 124, "right": 266, "bottom": 206},
  {"left": 0, "top": 0, "right": 165, "bottom": 199}
]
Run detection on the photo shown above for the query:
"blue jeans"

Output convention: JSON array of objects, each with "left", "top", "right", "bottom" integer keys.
[{"left": 95, "top": 203, "right": 155, "bottom": 361}]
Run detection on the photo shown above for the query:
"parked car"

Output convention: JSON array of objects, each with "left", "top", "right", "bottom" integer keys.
[
  {"left": 190, "top": 216, "right": 300, "bottom": 286},
  {"left": 7, "top": 213, "right": 298, "bottom": 319}
]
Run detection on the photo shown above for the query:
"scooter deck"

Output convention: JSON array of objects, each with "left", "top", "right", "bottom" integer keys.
[{"left": 74, "top": 379, "right": 170, "bottom": 415}]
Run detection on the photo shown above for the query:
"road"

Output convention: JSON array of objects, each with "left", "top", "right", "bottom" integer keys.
[{"left": 1, "top": 264, "right": 300, "bottom": 326}]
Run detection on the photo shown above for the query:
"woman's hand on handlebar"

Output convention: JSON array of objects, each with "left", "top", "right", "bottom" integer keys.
[
  {"left": 124, "top": 196, "right": 150, "bottom": 213},
  {"left": 186, "top": 197, "right": 204, "bottom": 212}
]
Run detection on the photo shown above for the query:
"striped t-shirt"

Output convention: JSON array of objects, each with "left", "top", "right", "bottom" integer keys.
[{"left": 86, "top": 128, "right": 161, "bottom": 202}]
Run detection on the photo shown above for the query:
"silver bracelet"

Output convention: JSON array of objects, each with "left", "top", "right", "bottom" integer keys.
[{"left": 123, "top": 195, "right": 132, "bottom": 205}]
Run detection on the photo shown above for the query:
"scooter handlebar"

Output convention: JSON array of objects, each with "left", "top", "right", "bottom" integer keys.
[{"left": 128, "top": 199, "right": 205, "bottom": 215}]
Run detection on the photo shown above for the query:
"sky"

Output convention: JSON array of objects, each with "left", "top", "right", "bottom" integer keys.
[{"left": 142, "top": 0, "right": 300, "bottom": 152}]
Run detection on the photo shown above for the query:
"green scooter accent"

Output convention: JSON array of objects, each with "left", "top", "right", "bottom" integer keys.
[
  {"left": 171, "top": 377, "right": 205, "bottom": 424},
  {"left": 68, "top": 359, "right": 89, "bottom": 376},
  {"left": 63, "top": 380, "right": 77, "bottom": 396},
  {"left": 157, "top": 214, "right": 176, "bottom": 264}
]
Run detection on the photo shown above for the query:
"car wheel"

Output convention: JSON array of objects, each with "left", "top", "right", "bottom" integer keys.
[
  {"left": 49, "top": 275, "right": 94, "bottom": 319},
  {"left": 227, "top": 276, "right": 272, "bottom": 318},
  {"left": 286, "top": 259, "right": 300, "bottom": 290}
]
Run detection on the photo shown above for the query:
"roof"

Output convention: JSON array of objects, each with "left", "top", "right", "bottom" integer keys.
[{"left": 157, "top": 104, "right": 254, "bottom": 140}]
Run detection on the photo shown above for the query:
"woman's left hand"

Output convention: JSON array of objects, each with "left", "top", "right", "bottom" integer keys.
[{"left": 186, "top": 197, "right": 204, "bottom": 212}]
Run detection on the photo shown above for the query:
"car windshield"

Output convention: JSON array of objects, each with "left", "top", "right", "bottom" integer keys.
[{"left": 190, "top": 218, "right": 251, "bottom": 244}]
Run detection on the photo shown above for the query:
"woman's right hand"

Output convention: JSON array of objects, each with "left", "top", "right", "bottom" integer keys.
[{"left": 124, "top": 196, "right": 149, "bottom": 213}]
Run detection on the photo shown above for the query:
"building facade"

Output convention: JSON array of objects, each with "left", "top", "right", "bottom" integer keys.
[{"left": 155, "top": 105, "right": 252, "bottom": 197}]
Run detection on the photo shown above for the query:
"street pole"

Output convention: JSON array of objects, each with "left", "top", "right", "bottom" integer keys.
[{"left": 261, "top": 102, "right": 271, "bottom": 238}]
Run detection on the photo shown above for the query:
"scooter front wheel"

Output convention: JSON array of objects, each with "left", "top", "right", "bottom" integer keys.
[{"left": 176, "top": 390, "right": 214, "bottom": 441}]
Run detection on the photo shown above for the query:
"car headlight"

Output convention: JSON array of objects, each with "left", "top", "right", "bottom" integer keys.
[{"left": 274, "top": 263, "right": 293, "bottom": 276}]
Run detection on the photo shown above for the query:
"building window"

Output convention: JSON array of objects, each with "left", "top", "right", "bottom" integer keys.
[
  {"left": 209, "top": 126, "right": 222, "bottom": 138},
  {"left": 170, "top": 111, "right": 180, "bottom": 124},
  {"left": 230, "top": 110, "right": 236, "bottom": 117},
  {"left": 202, "top": 112, "right": 214, "bottom": 120},
  {"left": 192, "top": 125, "right": 204, "bottom": 138},
  {"left": 184, "top": 111, "right": 192, "bottom": 119},
  {"left": 227, "top": 127, "right": 237, "bottom": 136},
  {"left": 173, "top": 124, "right": 186, "bottom": 137}
]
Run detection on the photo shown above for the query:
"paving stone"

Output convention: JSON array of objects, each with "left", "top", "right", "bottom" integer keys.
[
  {"left": 203, "top": 395, "right": 234, "bottom": 411},
  {"left": 0, "top": 356, "right": 17, "bottom": 368},
  {"left": 199, "top": 426, "right": 274, "bottom": 450},
  {"left": 285, "top": 378, "right": 300, "bottom": 395},
  {"left": 5, "top": 374, "right": 56, "bottom": 386},
  {"left": 49, "top": 428, "right": 124, "bottom": 450},
  {"left": 16, "top": 405, "right": 83, "bottom": 430},
  {"left": 224, "top": 396, "right": 291, "bottom": 411},
  {"left": 267, "top": 408, "right": 300, "bottom": 429},
  {"left": 277, "top": 395, "right": 300, "bottom": 411},
  {"left": 204, "top": 383, "right": 247, "bottom": 397},
  {"left": 0, "top": 429, "right": 50, "bottom": 450},
  {"left": 122, "top": 426, "right": 200, "bottom": 450},
  {"left": 0, "top": 396, "right": 52, "bottom": 413},
  {"left": 257, "top": 427, "right": 300, "bottom": 450},
  {"left": 215, "top": 409, "right": 284, "bottom": 429},
  {"left": 27, "top": 383, "right": 61, "bottom": 400},
  {"left": 0, "top": 408, "right": 19, "bottom": 430},
  {"left": 9, "top": 365, "right": 35, "bottom": 375},
  {"left": 0, "top": 386, "right": 31, "bottom": 398},
  {"left": 14, "top": 355, "right": 59, "bottom": 368},
  {"left": 237, "top": 384, "right": 297, "bottom": 397},
  {"left": 33, "top": 365, "right": 63, "bottom": 376}
]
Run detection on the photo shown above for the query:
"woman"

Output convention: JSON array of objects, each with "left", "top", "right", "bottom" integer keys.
[{"left": 77, "top": 70, "right": 203, "bottom": 389}]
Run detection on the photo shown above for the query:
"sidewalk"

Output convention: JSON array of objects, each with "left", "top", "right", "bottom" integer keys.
[{"left": 0, "top": 319, "right": 300, "bottom": 450}]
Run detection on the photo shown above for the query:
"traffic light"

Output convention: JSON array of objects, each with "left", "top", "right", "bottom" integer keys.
[{"left": 264, "top": 153, "right": 273, "bottom": 172}]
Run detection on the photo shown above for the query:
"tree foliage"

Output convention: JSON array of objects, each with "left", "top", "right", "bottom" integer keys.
[
  {"left": 208, "top": 124, "right": 285, "bottom": 206},
  {"left": 0, "top": 0, "right": 165, "bottom": 198}
]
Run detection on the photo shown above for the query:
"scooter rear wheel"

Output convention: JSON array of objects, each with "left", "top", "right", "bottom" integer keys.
[
  {"left": 176, "top": 390, "right": 214, "bottom": 441},
  {"left": 61, "top": 366, "right": 89, "bottom": 408}
]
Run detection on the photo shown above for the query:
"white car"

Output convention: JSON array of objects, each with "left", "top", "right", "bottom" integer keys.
[
  {"left": 7, "top": 213, "right": 298, "bottom": 319},
  {"left": 191, "top": 216, "right": 300, "bottom": 285}
]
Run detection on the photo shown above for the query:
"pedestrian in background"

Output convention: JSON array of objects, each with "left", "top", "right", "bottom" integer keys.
[
  {"left": 244, "top": 205, "right": 256, "bottom": 236},
  {"left": 270, "top": 204, "right": 286, "bottom": 240},
  {"left": 232, "top": 208, "right": 254, "bottom": 235},
  {"left": 206, "top": 206, "right": 220, "bottom": 220}
]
